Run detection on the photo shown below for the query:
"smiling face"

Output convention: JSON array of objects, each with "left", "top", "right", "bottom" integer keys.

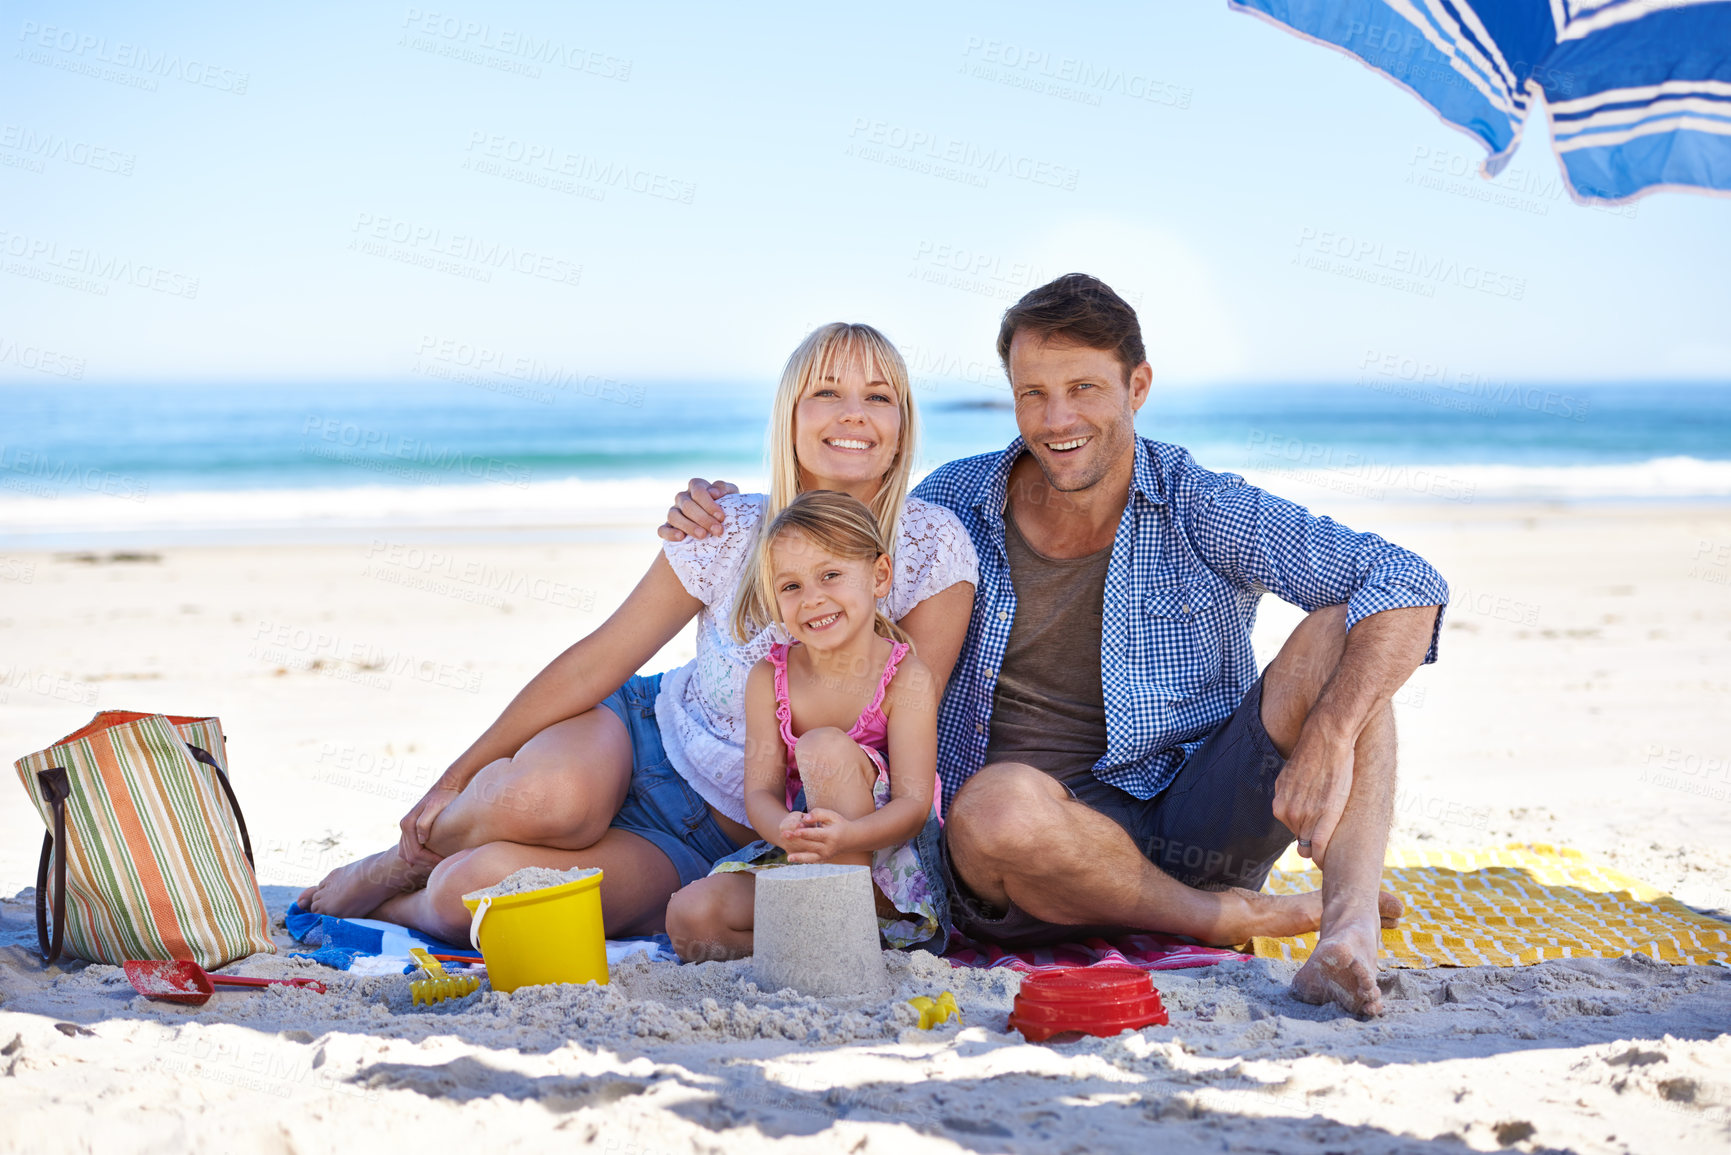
[
  {"left": 1008, "top": 330, "right": 1151, "bottom": 494},
  {"left": 769, "top": 529, "right": 893, "bottom": 652},
  {"left": 792, "top": 354, "right": 903, "bottom": 502}
]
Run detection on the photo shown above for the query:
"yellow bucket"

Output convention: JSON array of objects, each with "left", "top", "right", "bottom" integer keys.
[{"left": 460, "top": 870, "right": 608, "bottom": 992}]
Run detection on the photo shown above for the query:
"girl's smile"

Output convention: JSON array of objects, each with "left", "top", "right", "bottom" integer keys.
[{"left": 770, "top": 532, "right": 892, "bottom": 652}]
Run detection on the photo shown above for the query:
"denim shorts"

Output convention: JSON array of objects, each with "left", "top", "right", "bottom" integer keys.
[
  {"left": 597, "top": 672, "right": 745, "bottom": 888},
  {"left": 941, "top": 676, "right": 1294, "bottom": 948}
]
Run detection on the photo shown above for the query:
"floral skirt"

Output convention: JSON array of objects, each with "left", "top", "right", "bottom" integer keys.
[{"left": 709, "top": 769, "right": 951, "bottom": 953}]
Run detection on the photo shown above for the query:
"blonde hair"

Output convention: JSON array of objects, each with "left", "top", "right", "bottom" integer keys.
[
  {"left": 766, "top": 323, "right": 917, "bottom": 547},
  {"left": 732, "top": 490, "right": 911, "bottom": 646}
]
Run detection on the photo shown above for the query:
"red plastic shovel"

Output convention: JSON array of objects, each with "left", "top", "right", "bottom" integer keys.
[{"left": 122, "top": 960, "right": 327, "bottom": 1006}]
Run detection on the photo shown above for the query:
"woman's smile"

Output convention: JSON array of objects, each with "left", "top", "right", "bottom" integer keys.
[{"left": 793, "top": 356, "right": 902, "bottom": 499}]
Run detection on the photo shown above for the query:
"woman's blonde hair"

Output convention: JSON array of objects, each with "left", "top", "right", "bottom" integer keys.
[
  {"left": 732, "top": 490, "right": 911, "bottom": 646},
  {"left": 766, "top": 322, "right": 917, "bottom": 547}
]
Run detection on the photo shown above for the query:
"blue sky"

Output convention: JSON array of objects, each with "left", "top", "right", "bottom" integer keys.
[{"left": 3, "top": 1, "right": 1728, "bottom": 390}]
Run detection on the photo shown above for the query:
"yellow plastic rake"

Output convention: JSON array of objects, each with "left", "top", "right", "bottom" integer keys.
[{"left": 409, "top": 947, "right": 483, "bottom": 1006}]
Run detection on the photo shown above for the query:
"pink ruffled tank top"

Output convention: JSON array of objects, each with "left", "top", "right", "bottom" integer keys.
[{"left": 769, "top": 639, "right": 911, "bottom": 810}]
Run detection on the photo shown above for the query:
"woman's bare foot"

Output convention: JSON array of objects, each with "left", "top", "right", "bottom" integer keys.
[
  {"left": 296, "top": 847, "right": 428, "bottom": 918},
  {"left": 1293, "top": 928, "right": 1385, "bottom": 1017}
]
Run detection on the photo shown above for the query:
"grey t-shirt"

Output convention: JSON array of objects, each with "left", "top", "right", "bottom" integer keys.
[{"left": 985, "top": 509, "right": 1111, "bottom": 782}]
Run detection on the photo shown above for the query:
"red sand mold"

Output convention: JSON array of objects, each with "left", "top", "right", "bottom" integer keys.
[{"left": 1008, "top": 967, "right": 1168, "bottom": 1043}]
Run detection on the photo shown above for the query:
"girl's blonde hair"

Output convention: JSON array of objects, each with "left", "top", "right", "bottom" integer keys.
[
  {"left": 732, "top": 490, "right": 911, "bottom": 646},
  {"left": 766, "top": 322, "right": 917, "bottom": 548}
]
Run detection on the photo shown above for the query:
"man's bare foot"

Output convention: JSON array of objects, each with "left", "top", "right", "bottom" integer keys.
[
  {"left": 1233, "top": 887, "right": 1404, "bottom": 940},
  {"left": 296, "top": 848, "right": 427, "bottom": 918},
  {"left": 1293, "top": 931, "right": 1384, "bottom": 1017}
]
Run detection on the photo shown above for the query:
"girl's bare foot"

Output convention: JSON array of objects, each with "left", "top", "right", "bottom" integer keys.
[{"left": 296, "top": 848, "right": 427, "bottom": 918}]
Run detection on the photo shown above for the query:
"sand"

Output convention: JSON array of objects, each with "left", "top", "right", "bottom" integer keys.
[
  {"left": 464, "top": 866, "right": 601, "bottom": 903},
  {"left": 3, "top": 500, "right": 1730, "bottom": 1152}
]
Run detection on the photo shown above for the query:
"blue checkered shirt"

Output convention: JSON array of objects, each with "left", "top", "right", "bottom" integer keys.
[{"left": 912, "top": 436, "right": 1449, "bottom": 812}]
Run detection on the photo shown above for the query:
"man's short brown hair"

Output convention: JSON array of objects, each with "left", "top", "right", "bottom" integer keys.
[{"left": 996, "top": 273, "right": 1146, "bottom": 382}]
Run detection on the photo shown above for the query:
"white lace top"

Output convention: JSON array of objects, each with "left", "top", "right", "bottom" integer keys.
[{"left": 656, "top": 493, "right": 979, "bottom": 825}]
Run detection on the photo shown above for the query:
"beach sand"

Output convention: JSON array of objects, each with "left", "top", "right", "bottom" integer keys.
[{"left": 2, "top": 501, "right": 1729, "bottom": 1152}]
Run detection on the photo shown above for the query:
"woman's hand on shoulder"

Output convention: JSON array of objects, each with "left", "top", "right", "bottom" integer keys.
[{"left": 658, "top": 478, "right": 742, "bottom": 541}]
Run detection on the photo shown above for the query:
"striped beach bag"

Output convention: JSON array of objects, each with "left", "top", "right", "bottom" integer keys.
[{"left": 14, "top": 711, "right": 274, "bottom": 968}]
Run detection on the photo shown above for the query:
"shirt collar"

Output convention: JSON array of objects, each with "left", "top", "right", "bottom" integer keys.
[
  {"left": 1129, "top": 435, "right": 1168, "bottom": 507},
  {"left": 970, "top": 436, "right": 1026, "bottom": 526}
]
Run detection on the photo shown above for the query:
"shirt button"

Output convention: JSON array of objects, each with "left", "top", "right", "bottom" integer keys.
[
  {"left": 997, "top": 610, "right": 1008, "bottom": 622},
  {"left": 975, "top": 723, "right": 984, "bottom": 734},
  {"left": 1181, "top": 603, "right": 1190, "bottom": 613}
]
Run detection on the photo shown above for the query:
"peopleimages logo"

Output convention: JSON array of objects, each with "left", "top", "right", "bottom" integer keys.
[
  {"left": 300, "top": 416, "right": 532, "bottom": 487},
  {"left": 846, "top": 118, "right": 1080, "bottom": 191},
  {"left": 1294, "top": 227, "right": 1526, "bottom": 301},
  {"left": 0, "top": 335, "right": 86, "bottom": 379},
  {"left": 0, "top": 125, "right": 136, "bottom": 176},
  {"left": 349, "top": 212, "right": 582, "bottom": 288},
  {"left": 0, "top": 227, "right": 200, "bottom": 298},
  {"left": 0, "top": 445, "right": 148, "bottom": 501},
  {"left": 959, "top": 37, "right": 1192, "bottom": 109},
  {"left": 399, "top": 8, "right": 631, "bottom": 81},
  {"left": 1359, "top": 349, "right": 1589, "bottom": 422},
  {"left": 16, "top": 21, "right": 250, "bottom": 94},
  {"left": 463, "top": 132, "right": 695, "bottom": 205},
  {"left": 1245, "top": 431, "right": 1477, "bottom": 502}
]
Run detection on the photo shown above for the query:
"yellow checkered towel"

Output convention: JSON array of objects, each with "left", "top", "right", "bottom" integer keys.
[{"left": 1251, "top": 843, "right": 1731, "bottom": 967}]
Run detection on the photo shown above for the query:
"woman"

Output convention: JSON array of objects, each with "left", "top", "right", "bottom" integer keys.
[{"left": 297, "top": 323, "right": 979, "bottom": 944}]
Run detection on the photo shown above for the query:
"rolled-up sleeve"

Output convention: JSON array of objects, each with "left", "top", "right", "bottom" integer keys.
[{"left": 1183, "top": 471, "right": 1451, "bottom": 663}]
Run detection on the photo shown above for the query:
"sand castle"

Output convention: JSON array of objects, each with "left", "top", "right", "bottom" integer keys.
[{"left": 751, "top": 863, "right": 890, "bottom": 998}]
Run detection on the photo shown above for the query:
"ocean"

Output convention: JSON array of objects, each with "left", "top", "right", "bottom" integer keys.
[{"left": 2, "top": 379, "right": 1728, "bottom": 547}]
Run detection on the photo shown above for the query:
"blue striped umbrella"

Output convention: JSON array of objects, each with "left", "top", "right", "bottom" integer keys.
[{"left": 1232, "top": 0, "right": 1731, "bottom": 203}]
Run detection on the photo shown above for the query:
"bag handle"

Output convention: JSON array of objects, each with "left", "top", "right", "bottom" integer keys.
[
  {"left": 35, "top": 767, "right": 70, "bottom": 965},
  {"left": 186, "top": 743, "right": 255, "bottom": 870},
  {"left": 35, "top": 741, "right": 255, "bottom": 966}
]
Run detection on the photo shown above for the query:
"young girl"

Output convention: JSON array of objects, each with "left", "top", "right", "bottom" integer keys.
[{"left": 664, "top": 489, "right": 949, "bottom": 960}]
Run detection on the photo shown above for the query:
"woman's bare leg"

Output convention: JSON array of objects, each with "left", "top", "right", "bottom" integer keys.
[
  {"left": 371, "top": 828, "right": 683, "bottom": 944},
  {"left": 299, "top": 707, "right": 634, "bottom": 917},
  {"left": 665, "top": 873, "right": 757, "bottom": 963}
]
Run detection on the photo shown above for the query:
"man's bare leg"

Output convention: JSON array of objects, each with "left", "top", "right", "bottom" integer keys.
[
  {"left": 1290, "top": 704, "right": 1396, "bottom": 1016},
  {"left": 946, "top": 765, "right": 1381, "bottom": 946},
  {"left": 298, "top": 707, "right": 633, "bottom": 917},
  {"left": 1261, "top": 604, "right": 1401, "bottom": 1016}
]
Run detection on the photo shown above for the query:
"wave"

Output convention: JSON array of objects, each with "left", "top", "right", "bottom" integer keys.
[
  {"left": 0, "top": 474, "right": 763, "bottom": 542},
  {"left": 2, "top": 458, "right": 1728, "bottom": 545},
  {"left": 1236, "top": 456, "right": 1731, "bottom": 504}
]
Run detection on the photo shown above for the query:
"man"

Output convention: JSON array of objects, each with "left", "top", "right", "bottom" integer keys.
[{"left": 665, "top": 274, "right": 1448, "bottom": 1015}]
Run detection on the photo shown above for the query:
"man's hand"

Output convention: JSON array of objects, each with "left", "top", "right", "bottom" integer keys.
[
  {"left": 780, "top": 808, "right": 854, "bottom": 864},
  {"left": 1272, "top": 730, "right": 1355, "bottom": 865},
  {"left": 398, "top": 783, "right": 460, "bottom": 871},
  {"left": 657, "top": 478, "right": 740, "bottom": 541}
]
